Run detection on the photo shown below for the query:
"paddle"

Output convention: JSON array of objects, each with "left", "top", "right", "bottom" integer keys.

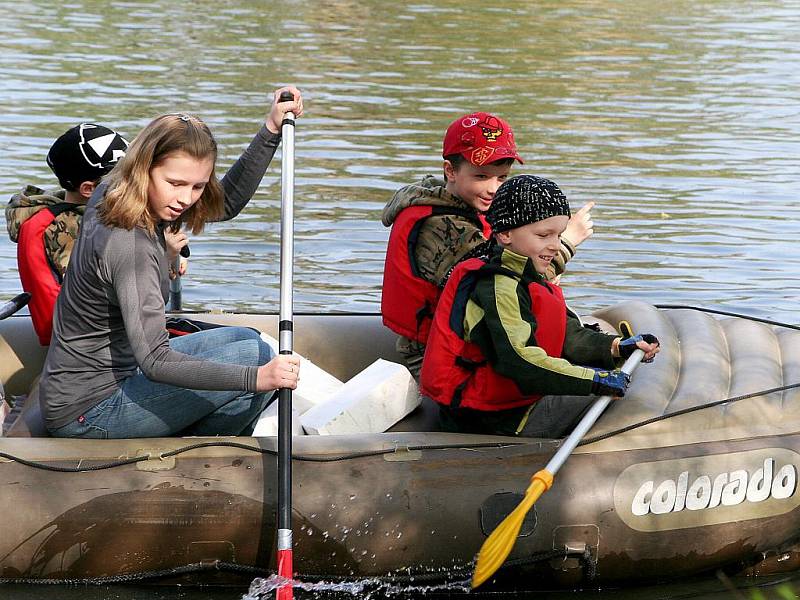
[
  {"left": 169, "top": 245, "right": 189, "bottom": 311},
  {"left": 471, "top": 348, "right": 645, "bottom": 589},
  {"left": 0, "top": 292, "right": 30, "bottom": 320},
  {"left": 276, "top": 90, "right": 297, "bottom": 600}
]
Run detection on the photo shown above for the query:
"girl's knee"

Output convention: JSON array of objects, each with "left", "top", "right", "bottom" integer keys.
[
  {"left": 232, "top": 337, "right": 274, "bottom": 367},
  {"left": 257, "top": 338, "right": 275, "bottom": 364},
  {"left": 233, "top": 327, "right": 274, "bottom": 360},
  {"left": 227, "top": 326, "right": 262, "bottom": 342}
]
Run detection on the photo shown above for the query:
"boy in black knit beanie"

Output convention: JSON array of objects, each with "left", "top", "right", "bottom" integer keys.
[{"left": 420, "top": 175, "right": 659, "bottom": 437}]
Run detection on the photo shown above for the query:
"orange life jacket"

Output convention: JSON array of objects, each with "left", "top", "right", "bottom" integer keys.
[{"left": 381, "top": 205, "right": 490, "bottom": 343}]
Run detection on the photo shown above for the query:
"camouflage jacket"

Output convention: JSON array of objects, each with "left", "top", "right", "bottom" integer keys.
[
  {"left": 382, "top": 175, "right": 575, "bottom": 288},
  {"left": 6, "top": 185, "right": 86, "bottom": 281}
]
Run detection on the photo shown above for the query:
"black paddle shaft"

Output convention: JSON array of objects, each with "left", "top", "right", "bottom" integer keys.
[
  {"left": 0, "top": 292, "right": 30, "bottom": 320},
  {"left": 277, "top": 88, "right": 297, "bottom": 542}
]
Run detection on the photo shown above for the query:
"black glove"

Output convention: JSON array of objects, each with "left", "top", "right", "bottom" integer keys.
[
  {"left": 591, "top": 369, "right": 630, "bottom": 397},
  {"left": 618, "top": 333, "right": 660, "bottom": 362}
]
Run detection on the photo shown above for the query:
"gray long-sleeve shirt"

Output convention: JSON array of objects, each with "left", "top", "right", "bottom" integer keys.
[{"left": 40, "top": 125, "right": 281, "bottom": 429}]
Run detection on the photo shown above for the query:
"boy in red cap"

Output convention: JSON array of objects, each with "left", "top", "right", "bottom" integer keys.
[{"left": 381, "top": 113, "right": 594, "bottom": 379}]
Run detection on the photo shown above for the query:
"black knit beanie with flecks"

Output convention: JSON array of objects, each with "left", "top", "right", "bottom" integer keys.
[{"left": 485, "top": 175, "right": 570, "bottom": 234}]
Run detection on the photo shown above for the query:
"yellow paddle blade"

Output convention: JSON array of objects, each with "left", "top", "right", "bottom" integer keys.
[{"left": 472, "top": 470, "right": 554, "bottom": 589}]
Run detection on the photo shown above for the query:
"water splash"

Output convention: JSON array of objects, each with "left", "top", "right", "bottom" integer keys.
[{"left": 243, "top": 574, "right": 471, "bottom": 600}]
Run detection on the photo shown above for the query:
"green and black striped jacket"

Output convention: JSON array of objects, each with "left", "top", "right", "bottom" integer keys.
[{"left": 464, "top": 244, "right": 618, "bottom": 397}]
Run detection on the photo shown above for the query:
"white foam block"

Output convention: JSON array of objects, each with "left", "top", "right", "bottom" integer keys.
[
  {"left": 259, "top": 333, "right": 344, "bottom": 414},
  {"left": 300, "top": 359, "right": 420, "bottom": 435},
  {"left": 251, "top": 398, "right": 304, "bottom": 437}
]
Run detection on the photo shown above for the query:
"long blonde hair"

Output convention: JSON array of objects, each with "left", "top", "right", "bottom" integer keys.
[{"left": 100, "top": 113, "right": 224, "bottom": 234}]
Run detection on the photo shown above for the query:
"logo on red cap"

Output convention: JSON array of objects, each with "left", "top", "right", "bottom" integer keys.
[
  {"left": 443, "top": 112, "right": 523, "bottom": 166},
  {"left": 471, "top": 147, "right": 496, "bottom": 166}
]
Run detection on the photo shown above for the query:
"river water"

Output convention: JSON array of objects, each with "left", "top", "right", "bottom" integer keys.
[
  {"left": 1, "top": 0, "right": 800, "bottom": 598},
  {"left": 1, "top": 0, "right": 799, "bottom": 321}
]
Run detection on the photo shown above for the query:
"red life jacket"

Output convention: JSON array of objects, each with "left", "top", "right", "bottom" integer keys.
[
  {"left": 381, "top": 205, "right": 488, "bottom": 343},
  {"left": 420, "top": 257, "right": 567, "bottom": 412},
  {"left": 17, "top": 204, "right": 80, "bottom": 346}
]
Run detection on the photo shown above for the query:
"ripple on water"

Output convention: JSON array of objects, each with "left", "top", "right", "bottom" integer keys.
[{"left": 0, "top": 0, "right": 798, "bottom": 324}]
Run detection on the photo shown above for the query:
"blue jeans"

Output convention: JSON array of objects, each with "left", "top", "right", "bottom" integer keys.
[{"left": 50, "top": 327, "right": 275, "bottom": 439}]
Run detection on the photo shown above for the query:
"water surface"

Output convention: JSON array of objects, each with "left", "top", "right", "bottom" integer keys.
[{"left": 1, "top": 0, "right": 798, "bottom": 321}]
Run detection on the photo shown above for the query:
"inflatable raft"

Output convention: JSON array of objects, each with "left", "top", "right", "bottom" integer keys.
[{"left": 1, "top": 302, "right": 800, "bottom": 588}]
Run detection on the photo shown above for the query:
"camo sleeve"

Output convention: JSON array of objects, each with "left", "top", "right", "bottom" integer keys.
[
  {"left": 413, "top": 214, "right": 486, "bottom": 288},
  {"left": 5, "top": 203, "right": 40, "bottom": 242},
  {"left": 544, "top": 238, "right": 577, "bottom": 281},
  {"left": 43, "top": 218, "right": 80, "bottom": 280}
]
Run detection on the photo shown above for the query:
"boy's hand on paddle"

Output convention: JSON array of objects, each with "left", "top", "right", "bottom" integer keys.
[
  {"left": 265, "top": 86, "right": 304, "bottom": 134},
  {"left": 616, "top": 333, "right": 660, "bottom": 363},
  {"left": 561, "top": 201, "right": 595, "bottom": 248},
  {"left": 257, "top": 354, "right": 301, "bottom": 391},
  {"left": 591, "top": 369, "right": 630, "bottom": 398}
]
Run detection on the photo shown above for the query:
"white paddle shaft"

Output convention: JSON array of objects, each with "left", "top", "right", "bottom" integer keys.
[{"left": 545, "top": 349, "right": 645, "bottom": 475}]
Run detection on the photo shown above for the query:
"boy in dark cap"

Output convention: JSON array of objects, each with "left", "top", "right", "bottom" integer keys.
[
  {"left": 6, "top": 123, "right": 129, "bottom": 345},
  {"left": 420, "top": 175, "right": 659, "bottom": 437},
  {"left": 381, "top": 113, "right": 595, "bottom": 380}
]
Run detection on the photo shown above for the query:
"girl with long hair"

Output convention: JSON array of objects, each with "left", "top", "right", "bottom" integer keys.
[{"left": 39, "top": 87, "right": 304, "bottom": 439}]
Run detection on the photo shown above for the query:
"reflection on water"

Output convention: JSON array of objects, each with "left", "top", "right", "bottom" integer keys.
[
  {"left": 1, "top": 0, "right": 799, "bottom": 320},
  {"left": 1, "top": 1, "right": 800, "bottom": 599}
]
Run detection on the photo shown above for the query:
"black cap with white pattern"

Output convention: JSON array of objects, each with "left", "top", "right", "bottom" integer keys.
[
  {"left": 485, "top": 175, "right": 570, "bottom": 234},
  {"left": 47, "top": 123, "right": 128, "bottom": 191}
]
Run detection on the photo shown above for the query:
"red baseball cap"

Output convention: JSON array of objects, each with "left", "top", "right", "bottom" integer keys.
[{"left": 442, "top": 112, "right": 523, "bottom": 166}]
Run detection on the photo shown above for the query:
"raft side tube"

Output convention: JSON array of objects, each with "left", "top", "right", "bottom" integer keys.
[
  {"left": 777, "top": 328, "right": 800, "bottom": 416},
  {"left": 666, "top": 309, "right": 730, "bottom": 414},
  {"left": 592, "top": 301, "right": 679, "bottom": 430},
  {"left": 722, "top": 318, "right": 783, "bottom": 425}
]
